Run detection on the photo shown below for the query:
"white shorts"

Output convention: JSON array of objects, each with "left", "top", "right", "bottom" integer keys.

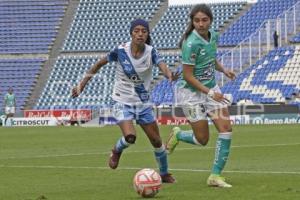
[
  {"left": 5, "top": 107, "right": 15, "bottom": 115},
  {"left": 175, "top": 85, "right": 230, "bottom": 122}
]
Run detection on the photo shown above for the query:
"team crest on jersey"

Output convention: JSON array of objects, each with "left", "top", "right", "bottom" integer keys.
[{"left": 190, "top": 53, "right": 196, "bottom": 62}]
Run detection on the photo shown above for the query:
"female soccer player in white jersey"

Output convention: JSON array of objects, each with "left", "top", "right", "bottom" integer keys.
[
  {"left": 165, "top": 4, "right": 236, "bottom": 187},
  {"left": 72, "top": 19, "right": 177, "bottom": 183}
]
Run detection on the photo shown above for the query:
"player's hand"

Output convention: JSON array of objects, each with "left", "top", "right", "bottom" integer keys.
[
  {"left": 71, "top": 84, "right": 84, "bottom": 98},
  {"left": 212, "top": 92, "right": 231, "bottom": 104},
  {"left": 224, "top": 70, "right": 236, "bottom": 80},
  {"left": 169, "top": 71, "right": 181, "bottom": 81}
]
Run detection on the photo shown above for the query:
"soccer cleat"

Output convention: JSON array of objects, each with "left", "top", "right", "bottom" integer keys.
[
  {"left": 207, "top": 174, "right": 232, "bottom": 188},
  {"left": 160, "top": 173, "right": 176, "bottom": 183},
  {"left": 165, "top": 127, "right": 181, "bottom": 154},
  {"left": 108, "top": 148, "right": 122, "bottom": 169}
]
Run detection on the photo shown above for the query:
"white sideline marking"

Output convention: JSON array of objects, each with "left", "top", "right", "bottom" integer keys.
[
  {"left": 0, "top": 164, "right": 299, "bottom": 175},
  {"left": 0, "top": 142, "right": 299, "bottom": 160}
]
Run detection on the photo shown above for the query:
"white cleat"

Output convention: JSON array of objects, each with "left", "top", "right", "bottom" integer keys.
[{"left": 207, "top": 174, "right": 232, "bottom": 188}]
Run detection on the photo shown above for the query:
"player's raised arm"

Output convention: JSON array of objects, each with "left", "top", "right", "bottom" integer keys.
[{"left": 72, "top": 57, "right": 108, "bottom": 98}]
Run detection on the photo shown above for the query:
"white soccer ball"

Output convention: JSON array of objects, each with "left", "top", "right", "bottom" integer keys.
[{"left": 133, "top": 168, "right": 162, "bottom": 198}]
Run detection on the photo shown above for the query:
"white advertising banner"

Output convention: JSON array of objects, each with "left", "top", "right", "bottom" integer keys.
[{"left": 4, "top": 117, "right": 59, "bottom": 127}]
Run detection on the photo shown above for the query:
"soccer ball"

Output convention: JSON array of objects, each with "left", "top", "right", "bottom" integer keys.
[{"left": 133, "top": 168, "right": 162, "bottom": 198}]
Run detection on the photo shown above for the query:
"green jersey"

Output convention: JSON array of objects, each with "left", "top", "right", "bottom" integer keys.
[
  {"left": 179, "top": 29, "right": 218, "bottom": 92},
  {"left": 4, "top": 93, "right": 15, "bottom": 107}
]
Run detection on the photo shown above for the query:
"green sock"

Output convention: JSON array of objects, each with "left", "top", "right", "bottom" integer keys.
[
  {"left": 212, "top": 133, "right": 232, "bottom": 175},
  {"left": 177, "top": 130, "right": 201, "bottom": 145}
]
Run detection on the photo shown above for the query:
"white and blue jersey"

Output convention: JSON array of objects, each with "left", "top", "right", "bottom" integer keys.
[
  {"left": 106, "top": 41, "right": 163, "bottom": 124},
  {"left": 107, "top": 41, "right": 163, "bottom": 105}
]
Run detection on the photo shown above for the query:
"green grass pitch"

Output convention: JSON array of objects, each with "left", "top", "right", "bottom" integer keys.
[{"left": 0, "top": 124, "right": 299, "bottom": 200}]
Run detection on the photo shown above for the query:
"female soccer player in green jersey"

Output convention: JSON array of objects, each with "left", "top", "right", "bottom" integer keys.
[
  {"left": 4, "top": 87, "right": 16, "bottom": 126},
  {"left": 166, "top": 4, "right": 236, "bottom": 188}
]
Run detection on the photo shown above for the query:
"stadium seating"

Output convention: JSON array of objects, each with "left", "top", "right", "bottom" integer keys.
[
  {"left": 152, "top": 2, "right": 246, "bottom": 49},
  {"left": 290, "top": 32, "right": 300, "bottom": 43},
  {"left": 35, "top": 55, "right": 113, "bottom": 109},
  {"left": 0, "top": 58, "right": 46, "bottom": 111},
  {"left": 151, "top": 53, "right": 181, "bottom": 105},
  {"left": 0, "top": 0, "right": 68, "bottom": 54},
  {"left": 63, "top": 1, "right": 246, "bottom": 51},
  {"left": 220, "top": 47, "right": 260, "bottom": 73},
  {"left": 151, "top": 79, "right": 177, "bottom": 105},
  {"left": 219, "top": 0, "right": 300, "bottom": 46},
  {"left": 63, "top": 0, "right": 163, "bottom": 52},
  {"left": 221, "top": 46, "right": 300, "bottom": 104}
]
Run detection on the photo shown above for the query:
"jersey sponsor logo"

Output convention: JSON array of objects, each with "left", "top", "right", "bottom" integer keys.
[
  {"left": 129, "top": 74, "right": 144, "bottom": 85},
  {"left": 196, "top": 63, "right": 215, "bottom": 81},
  {"left": 187, "top": 41, "right": 192, "bottom": 48},
  {"left": 199, "top": 49, "right": 206, "bottom": 55}
]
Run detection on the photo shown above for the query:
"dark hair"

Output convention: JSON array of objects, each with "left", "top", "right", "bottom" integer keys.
[
  {"left": 179, "top": 4, "right": 213, "bottom": 48},
  {"left": 146, "top": 35, "right": 152, "bottom": 45}
]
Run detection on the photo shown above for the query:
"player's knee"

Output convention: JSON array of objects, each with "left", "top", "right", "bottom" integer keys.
[
  {"left": 200, "top": 138, "right": 208, "bottom": 146},
  {"left": 221, "top": 124, "right": 232, "bottom": 133},
  {"left": 125, "top": 134, "right": 136, "bottom": 144},
  {"left": 150, "top": 138, "right": 162, "bottom": 148},
  {"left": 194, "top": 132, "right": 209, "bottom": 146},
  {"left": 195, "top": 137, "right": 208, "bottom": 146}
]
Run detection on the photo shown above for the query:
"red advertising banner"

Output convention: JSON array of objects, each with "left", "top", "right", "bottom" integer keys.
[
  {"left": 156, "top": 117, "right": 189, "bottom": 125},
  {"left": 24, "top": 109, "right": 92, "bottom": 121}
]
